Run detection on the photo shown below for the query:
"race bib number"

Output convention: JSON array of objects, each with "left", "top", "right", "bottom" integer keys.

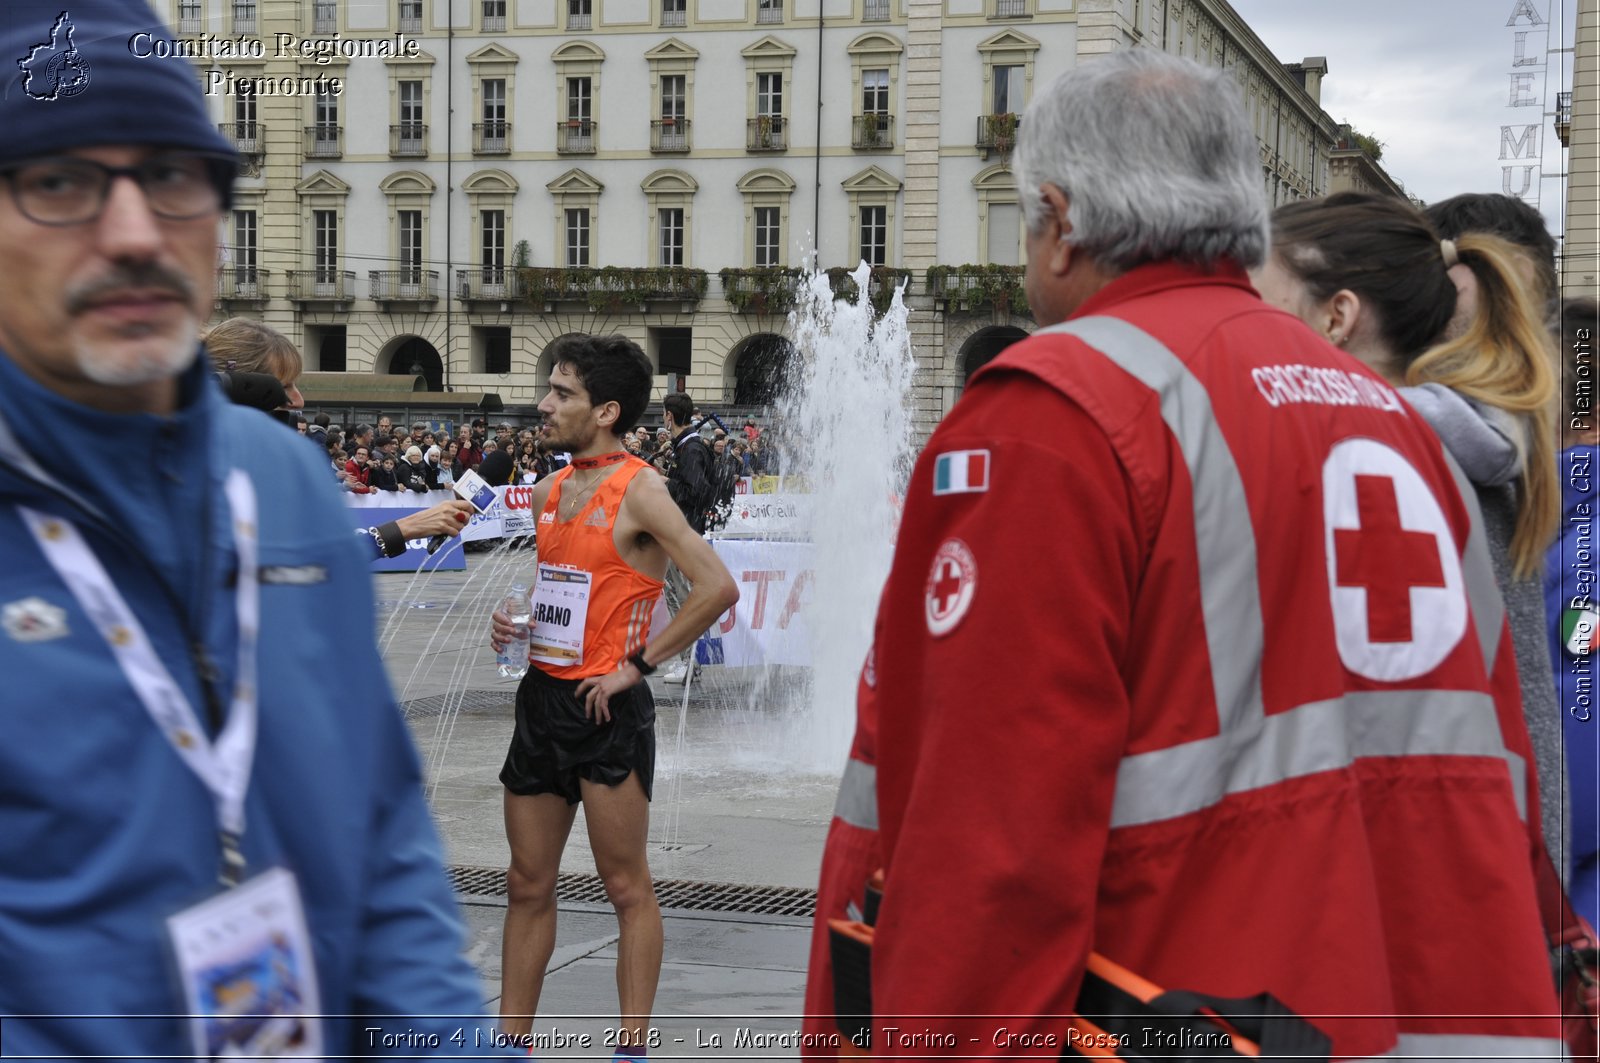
[{"left": 529, "top": 562, "right": 592, "bottom": 667}]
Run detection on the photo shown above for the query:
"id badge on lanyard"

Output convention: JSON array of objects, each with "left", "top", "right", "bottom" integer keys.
[
  {"left": 20, "top": 471, "right": 324, "bottom": 1058},
  {"left": 528, "top": 561, "right": 593, "bottom": 667}
]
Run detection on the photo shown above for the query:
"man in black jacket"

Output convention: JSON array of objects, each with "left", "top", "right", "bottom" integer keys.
[{"left": 661, "top": 393, "right": 713, "bottom": 683}]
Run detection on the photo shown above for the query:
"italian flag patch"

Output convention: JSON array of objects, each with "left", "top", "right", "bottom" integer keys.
[
  {"left": 933, "top": 450, "right": 991, "bottom": 495},
  {"left": 1564, "top": 605, "right": 1599, "bottom": 656}
]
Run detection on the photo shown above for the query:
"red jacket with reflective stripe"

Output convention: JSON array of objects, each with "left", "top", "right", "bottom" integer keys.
[{"left": 862, "top": 262, "right": 1559, "bottom": 1058}]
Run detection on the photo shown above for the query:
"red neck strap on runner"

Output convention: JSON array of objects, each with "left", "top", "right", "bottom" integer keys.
[{"left": 571, "top": 451, "right": 629, "bottom": 470}]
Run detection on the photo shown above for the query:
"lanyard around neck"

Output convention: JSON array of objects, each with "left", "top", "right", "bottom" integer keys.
[{"left": 20, "top": 470, "right": 261, "bottom": 886}]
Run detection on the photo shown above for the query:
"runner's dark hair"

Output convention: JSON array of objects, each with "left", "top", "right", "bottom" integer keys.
[{"left": 548, "top": 334, "right": 653, "bottom": 437}]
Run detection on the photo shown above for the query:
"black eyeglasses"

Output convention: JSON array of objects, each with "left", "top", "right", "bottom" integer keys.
[{"left": 0, "top": 152, "right": 235, "bottom": 226}]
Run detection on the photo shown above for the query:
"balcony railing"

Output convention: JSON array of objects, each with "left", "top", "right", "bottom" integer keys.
[
  {"left": 312, "top": 4, "right": 338, "bottom": 31},
  {"left": 747, "top": 116, "right": 787, "bottom": 151},
  {"left": 1557, "top": 90, "right": 1573, "bottom": 148},
  {"left": 390, "top": 124, "right": 428, "bottom": 156},
  {"left": 661, "top": 6, "right": 687, "bottom": 24},
  {"left": 473, "top": 122, "right": 511, "bottom": 153},
  {"left": 369, "top": 270, "right": 441, "bottom": 302},
  {"left": 557, "top": 120, "right": 597, "bottom": 154},
  {"left": 219, "top": 121, "right": 264, "bottom": 155},
  {"left": 304, "top": 125, "right": 342, "bottom": 158},
  {"left": 853, "top": 113, "right": 894, "bottom": 150},
  {"left": 991, "top": 0, "right": 1026, "bottom": 15},
  {"left": 233, "top": 4, "right": 258, "bottom": 33},
  {"left": 926, "top": 263, "right": 1027, "bottom": 315},
  {"left": 975, "top": 112, "right": 1018, "bottom": 157},
  {"left": 756, "top": 0, "right": 783, "bottom": 20},
  {"left": 720, "top": 267, "right": 803, "bottom": 314},
  {"left": 863, "top": 0, "right": 890, "bottom": 18},
  {"left": 568, "top": 8, "right": 592, "bottom": 28},
  {"left": 651, "top": 119, "right": 691, "bottom": 152},
  {"left": 520, "top": 266, "right": 708, "bottom": 311},
  {"left": 217, "top": 266, "right": 269, "bottom": 303},
  {"left": 457, "top": 267, "right": 522, "bottom": 301},
  {"left": 178, "top": 12, "right": 204, "bottom": 32},
  {"left": 482, "top": 12, "right": 507, "bottom": 30},
  {"left": 287, "top": 269, "right": 357, "bottom": 302}
]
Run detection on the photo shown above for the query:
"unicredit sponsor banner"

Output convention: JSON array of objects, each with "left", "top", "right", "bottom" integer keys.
[
  {"left": 697, "top": 539, "right": 814, "bottom": 667},
  {"left": 720, "top": 494, "right": 808, "bottom": 536}
]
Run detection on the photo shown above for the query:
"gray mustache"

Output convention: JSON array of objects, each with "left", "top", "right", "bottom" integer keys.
[{"left": 66, "top": 263, "right": 195, "bottom": 314}]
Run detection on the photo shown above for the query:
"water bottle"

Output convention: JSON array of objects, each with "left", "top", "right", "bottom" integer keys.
[{"left": 497, "top": 583, "right": 530, "bottom": 679}]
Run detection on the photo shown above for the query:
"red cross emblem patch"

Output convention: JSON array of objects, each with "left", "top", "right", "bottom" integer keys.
[
  {"left": 1323, "top": 438, "right": 1466, "bottom": 681},
  {"left": 925, "top": 538, "right": 977, "bottom": 637}
]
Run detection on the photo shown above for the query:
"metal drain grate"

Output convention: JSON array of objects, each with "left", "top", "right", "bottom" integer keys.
[
  {"left": 402, "top": 689, "right": 515, "bottom": 718},
  {"left": 448, "top": 865, "right": 817, "bottom": 918}
]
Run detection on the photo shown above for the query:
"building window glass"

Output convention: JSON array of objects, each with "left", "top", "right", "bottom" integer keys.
[
  {"left": 483, "top": 78, "right": 507, "bottom": 136},
  {"left": 398, "top": 0, "right": 423, "bottom": 32},
  {"left": 233, "top": 1, "right": 257, "bottom": 33},
  {"left": 569, "top": 0, "right": 592, "bottom": 29},
  {"left": 566, "top": 208, "right": 590, "bottom": 267},
  {"left": 399, "top": 210, "right": 423, "bottom": 282},
  {"left": 481, "top": 209, "right": 505, "bottom": 283},
  {"left": 757, "top": 72, "right": 782, "bottom": 117},
  {"left": 233, "top": 210, "right": 257, "bottom": 273},
  {"left": 314, "top": 209, "right": 338, "bottom": 287},
  {"left": 754, "top": 206, "right": 780, "bottom": 267},
  {"left": 179, "top": 0, "right": 203, "bottom": 31},
  {"left": 400, "top": 80, "right": 424, "bottom": 130},
  {"left": 993, "top": 64, "right": 1023, "bottom": 115},
  {"left": 483, "top": 0, "right": 506, "bottom": 30},
  {"left": 662, "top": 0, "right": 686, "bottom": 25},
  {"left": 659, "top": 207, "right": 684, "bottom": 266},
  {"left": 860, "top": 205, "right": 886, "bottom": 266},
  {"left": 567, "top": 78, "right": 592, "bottom": 122},
  {"left": 862, "top": 68, "right": 888, "bottom": 114},
  {"left": 757, "top": 0, "right": 782, "bottom": 22}
]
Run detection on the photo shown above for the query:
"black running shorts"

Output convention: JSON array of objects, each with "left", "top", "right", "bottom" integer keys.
[{"left": 499, "top": 666, "right": 656, "bottom": 804}]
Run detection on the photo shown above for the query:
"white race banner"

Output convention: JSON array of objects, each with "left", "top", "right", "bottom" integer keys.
[
  {"left": 698, "top": 539, "right": 814, "bottom": 667},
  {"left": 719, "top": 494, "right": 808, "bottom": 536}
]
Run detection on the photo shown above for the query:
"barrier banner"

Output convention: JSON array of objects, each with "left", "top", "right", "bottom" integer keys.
[
  {"left": 346, "top": 500, "right": 468, "bottom": 572},
  {"left": 719, "top": 494, "right": 808, "bottom": 537},
  {"left": 696, "top": 539, "right": 814, "bottom": 667}
]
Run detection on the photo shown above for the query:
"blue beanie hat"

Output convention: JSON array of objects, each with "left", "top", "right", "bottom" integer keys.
[{"left": 0, "top": 2, "right": 238, "bottom": 169}]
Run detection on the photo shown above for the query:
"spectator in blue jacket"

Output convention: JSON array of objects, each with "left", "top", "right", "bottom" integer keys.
[
  {"left": 1547, "top": 296, "right": 1600, "bottom": 928},
  {"left": 0, "top": 2, "right": 502, "bottom": 1055}
]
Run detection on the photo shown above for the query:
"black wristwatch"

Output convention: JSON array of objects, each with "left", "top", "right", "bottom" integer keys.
[{"left": 627, "top": 651, "right": 656, "bottom": 676}]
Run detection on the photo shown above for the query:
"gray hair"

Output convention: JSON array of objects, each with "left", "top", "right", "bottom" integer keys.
[{"left": 1014, "top": 49, "right": 1269, "bottom": 272}]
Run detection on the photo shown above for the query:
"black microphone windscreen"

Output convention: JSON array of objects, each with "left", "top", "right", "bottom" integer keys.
[
  {"left": 218, "top": 370, "right": 289, "bottom": 412},
  {"left": 478, "top": 449, "right": 516, "bottom": 486}
]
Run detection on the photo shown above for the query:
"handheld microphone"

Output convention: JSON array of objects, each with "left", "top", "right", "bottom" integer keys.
[
  {"left": 216, "top": 370, "right": 289, "bottom": 412},
  {"left": 427, "top": 449, "right": 517, "bottom": 554}
]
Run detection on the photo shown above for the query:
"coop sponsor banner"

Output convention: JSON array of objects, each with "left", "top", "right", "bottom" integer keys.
[
  {"left": 459, "top": 483, "right": 539, "bottom": 542},
  {"left": 696, "top": 539, "right": 814, "bottom": 667},
  {"left": 720, "top": 493, "right": 809, "bottom": 536}
]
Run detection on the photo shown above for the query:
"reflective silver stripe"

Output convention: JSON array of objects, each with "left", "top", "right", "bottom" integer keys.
[
  {"left": 1110, "top": 689, "right": 1526, "bottom": 827},
  {"left": 833, "top": 756, "right": 877, "bottom": 831},
  {"left": 1439, "top": 447, "right": 1506, "bottom": 673},
  {"left": 1388, "top": 1033, "right": 1565, "bottom": 1061},
  {"left": 1040, "top": 318, "right": 1524, "bottom": 829}
]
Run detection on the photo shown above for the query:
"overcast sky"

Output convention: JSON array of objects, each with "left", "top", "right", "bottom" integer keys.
[{"left": 1226, "top": 0, "right": 1580, "bottom": 237}]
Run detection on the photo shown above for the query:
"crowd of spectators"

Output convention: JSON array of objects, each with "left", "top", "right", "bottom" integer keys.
[{"left": 302, "top": 411, "right": 776, "bottom": 496}]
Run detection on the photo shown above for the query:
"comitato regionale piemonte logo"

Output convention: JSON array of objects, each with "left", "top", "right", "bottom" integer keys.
[{"left": 17, "top": 11, "right": 93, "bottom": 101}]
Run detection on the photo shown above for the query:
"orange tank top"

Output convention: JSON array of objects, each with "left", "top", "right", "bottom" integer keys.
[{"left": 533, "top": 456, "right": 665, "bottom": 680}]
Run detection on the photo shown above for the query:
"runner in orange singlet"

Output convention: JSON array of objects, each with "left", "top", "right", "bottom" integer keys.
[{"left": 488, "top": 334, "right": 738, "bottom": 1054}]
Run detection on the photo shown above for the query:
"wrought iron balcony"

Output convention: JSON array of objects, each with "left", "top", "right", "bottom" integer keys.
[
  {"left": 398, "top": 5, "right": 424, "bottom": 32},
  {"left": 557, "top": 120, "right": 597, "bottom": 154},
  {"left": 568, "top": 8, "right": 592, "bottom": 28},
  {"left": 747, "top": 116, "right": 786, "bottom": 151},
  {"left": 975, "top": 112, "right": 1018, "bottom": 158},
  {"left": 216, "top": 266, "right": 269, "bottom": 305},
  {"left": 218, "top": 121, "right": 264, "bottom": 156},
  {"left": 312, "top": 3, "right": 338, "bottom": 31},
  {"left": 473, "top": 122, "right": 512, "bottom": 154},
  {"left": 651, "top": 119, "right": 691, "bottom": 153},
  {"left": 991, "top": 0, "right": 1026, "bottom": 16},
  {"left": 661, "top": 6, "right": 687, "bottom": 25},
  {"left": 457, "top": 268, "right": 522, "bottom": 302},
  {"left": 390, "top": 124, "right": 428, "bottom": 156},
  {"left": 482, "top": 12, "right": 507, "bottom": 30},
  {"left": 853, "top": 113, "right": 894, "bottom": 150},
  {"left": 1557, "top": 90, "right": 1572, "bottom": 148},
  {"left": 304, "top": 125, "right": 342, "bottom": 158},
  {"left": 520, "top": 266, "right": 708, "bottom": 311},
  {"left": 863, "top": 0, "right": 890, "bottom": 18},
  {"left": 720, "top": 267, "right": 802, "bottom": 314},
  {"left": 757, "top": 0, "right": 783, "bottom": 20},
  {"left": 287, "top": 269, "right": 358, "bottom": 303},
  {"left": 178, "top": 12, "right": 204, "bottom": 33},
  {"left": 232, "top": 4, "right": 258, "bottom": 33},
  {"left": 369, "top": 270, "right": 440, "bottom": 303}
]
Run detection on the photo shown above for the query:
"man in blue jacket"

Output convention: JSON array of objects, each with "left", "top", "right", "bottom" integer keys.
[{"left": 0, "top": 2, "right": 498, "bottom": 1055}]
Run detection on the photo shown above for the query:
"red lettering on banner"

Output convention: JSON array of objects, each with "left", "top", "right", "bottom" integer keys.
[
  {"left": 778, "top": 570, "right": 814, "bottom": 629},
  {"left": 742, "top": 570, "right": 785, "bottom": 630},
  {"left": 718, "top": 604, "right": 737, "bottom": 634},
  {"left": 1334, "top": 475, "right": 1446, "bottom": 642}
]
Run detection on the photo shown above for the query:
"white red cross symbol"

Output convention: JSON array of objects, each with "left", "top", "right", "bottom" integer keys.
[
  {"left": 1322, "top": 439, "right": 1466, "bottom": 681},
  {"left": 925, "top": 539, "right": 976, "bottom": 637}
]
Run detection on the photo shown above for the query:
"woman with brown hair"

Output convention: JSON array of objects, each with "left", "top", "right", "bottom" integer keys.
[
  {"left": 1257, "top": 189, "right": 1565, "bottom": 871},
  {"left": 204, "top": 316, "right": 305, "bottom": 410}
]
